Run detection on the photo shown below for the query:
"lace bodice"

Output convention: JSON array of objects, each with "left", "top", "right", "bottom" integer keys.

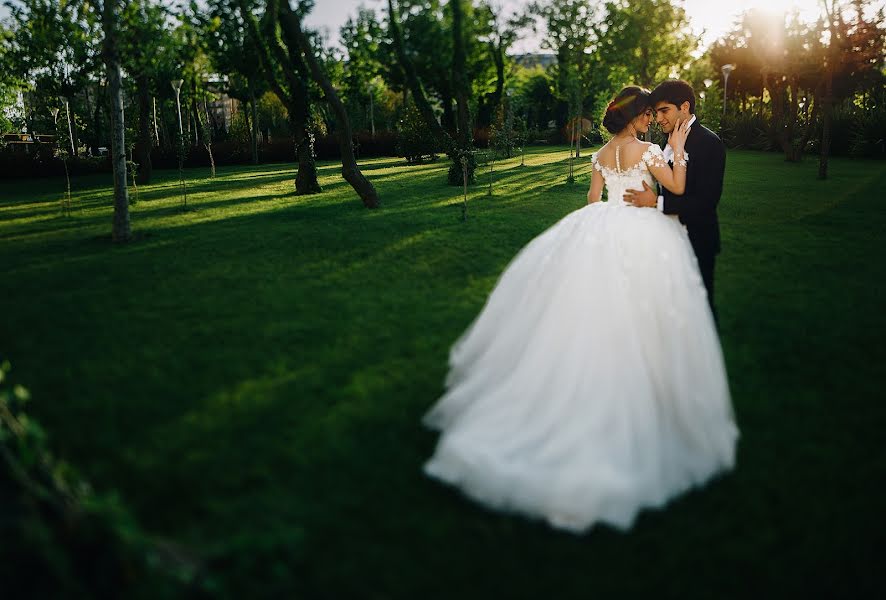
[{"left": 592, "top": 144, "right": 668, "bottom": 205}]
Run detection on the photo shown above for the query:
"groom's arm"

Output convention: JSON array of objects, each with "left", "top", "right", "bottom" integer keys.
[{"left": 663, "top": 136, "right": 725, "bottom": 218}]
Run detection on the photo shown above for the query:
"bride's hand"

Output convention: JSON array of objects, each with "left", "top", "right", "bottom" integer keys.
[{"left": 667, "top": 118, "right": 691, "bottom": 153}]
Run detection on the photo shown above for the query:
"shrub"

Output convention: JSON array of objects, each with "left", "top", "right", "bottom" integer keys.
[
  {"left": 721, "top": 113, "right": 771, "bottom": 151},
  {"left": 849, "top": 109, "right": 886, "bottom": 159},
  {"left": 396, "top": 103, "right": 440, "bottom": 164}
]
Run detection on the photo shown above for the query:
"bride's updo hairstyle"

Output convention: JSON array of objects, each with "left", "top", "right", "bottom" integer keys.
[{"left": 601, "top": 86, "right": 651, "bottom": 135}]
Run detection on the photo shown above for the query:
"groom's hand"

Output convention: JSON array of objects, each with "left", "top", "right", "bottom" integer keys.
[{"left": 624, "top": 181, "right": 657, "bottom": 208}]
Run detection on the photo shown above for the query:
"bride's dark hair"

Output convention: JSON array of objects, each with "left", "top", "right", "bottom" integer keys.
[{"left": 601, "top": 86, "right": 651, "bottom": 135}]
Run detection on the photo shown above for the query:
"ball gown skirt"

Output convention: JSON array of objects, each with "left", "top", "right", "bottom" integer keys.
[{"left": 422, "top": 199, "right": 739, "bottom": 533}]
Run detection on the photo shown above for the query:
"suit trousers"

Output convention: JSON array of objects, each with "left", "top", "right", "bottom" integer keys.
[{"left": 693, "top": 246, "right": 717, "bottom": 324}]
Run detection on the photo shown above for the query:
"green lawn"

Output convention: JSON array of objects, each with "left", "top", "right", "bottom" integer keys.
[{"left": 2, "top": 146, "right": 885, "bottom": 597}]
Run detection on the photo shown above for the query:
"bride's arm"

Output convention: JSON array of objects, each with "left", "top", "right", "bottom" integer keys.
[
  {"left": 587, "top": 167, "right": 603, "bottom": 203},
  {"left": 647, "top": 153, "right": 687, "bottom": 195},
  {"left": 646, "top": 119, "right": 690, "bottom": 195}
]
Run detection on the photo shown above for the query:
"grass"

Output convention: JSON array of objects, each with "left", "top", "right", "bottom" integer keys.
[{"left": 2, "top": 146, "right": 885, "bottom": 598}]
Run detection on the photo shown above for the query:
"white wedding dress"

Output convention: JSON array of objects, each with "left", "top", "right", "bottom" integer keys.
[{"left": 423, "top": 144, "right": 738, "bottom": 533}]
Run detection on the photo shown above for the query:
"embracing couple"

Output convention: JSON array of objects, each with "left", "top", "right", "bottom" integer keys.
[{"left": 420, "top": 79, "right": 739, "bottom": 533}]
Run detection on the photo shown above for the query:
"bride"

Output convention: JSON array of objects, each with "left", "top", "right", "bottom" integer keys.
[{"left": 422, "top": 86, "right": 739, "bottom": 533}]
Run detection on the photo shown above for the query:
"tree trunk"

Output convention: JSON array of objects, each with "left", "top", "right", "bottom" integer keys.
[
  {"left": 101, "top": 0, "right": 130, "bottom": 243},
  {"left": 159, "top": 101, "right": 171, "bottom": 152},
  {"left": 450, "top": 0, "right": 475, "bottom": 185},
  {"left": 249, "top": 84, "right": 259, "bottom": 164},
  {"left": 191, "top": 98, "right": 201, "bottom": 147},
  {"left": 282, "top": 6, "right": 379, "bottom": 208},
  {"left": 786, "top": 77, "right": 800, "bottom": 161},
  {"left": 766, "top": 74, "right": 793, "bottom": 160},
  {"left": 135, "top": 74, "right": 153, "bottom": 184},
  {"left": 441, "top": 91, "right": 456, "bottom": 134},
  {"left": 66, "top": 99, "right": 78, "bottom": 157},
  {"left": 818, "top": 68, "right": 833, "bottom": 180},
  {"left": 197, "top": 97, "right": 216, "bottom": 178},
  {"left": 83, "top": 84, "right": 96, "bottom": 154},
  {"left": 491, "top": 43, "right": 505, "bottom": 118},
  {"left": 152, "top": 96, "right": 160, "bottom": 146},
  {"left": 477, "top": 43, "right": 504, "bottom": 129},
  {"left": 451, "top": 0, "right": 471, "bottom": 149},
  {"left": 290, "top": 112, "right": 321, "bottom": 195},
  {"left": 86, "top": 84, "right": 103, "bottom": 156}
]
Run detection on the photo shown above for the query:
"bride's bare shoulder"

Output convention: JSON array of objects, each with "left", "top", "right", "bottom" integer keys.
[{"left": 594, "top": 141, "right": 616, "bottom": 157}]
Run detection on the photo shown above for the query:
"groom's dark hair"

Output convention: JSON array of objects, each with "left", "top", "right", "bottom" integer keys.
[{"left": 650, "top": 80, "right": 696, "bottom": 114}]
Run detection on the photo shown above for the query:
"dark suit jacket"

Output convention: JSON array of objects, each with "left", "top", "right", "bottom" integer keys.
[{"left": 660, "top": 123, "right": 726, "bottom": 257}]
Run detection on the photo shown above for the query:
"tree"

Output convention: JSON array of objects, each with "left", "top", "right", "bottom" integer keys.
[
  {"left": 715, "top": 9, "right": 823, "bottom": 161},
  {"left": 95, "top": 0, "right": 130, "bottom": 243},
  {"left": 597, "top": 0, "right": 698, "bottom": 89},
  {"left": 818, "top": 0, "right": 885, "bottom": 177},
  {"left": 510, "top": 64, "right": 557, "bottom": 132},
  {"left": 451, "top": 0, "right": 471, "bottom": 150},
  {"left": 386, "top": 0, "right": 475, "bottom": 184},
  {"left": 474, "top": 2, "right": 531, "bottom": 128},
  {"left": 0, "top": 25, "right": 24, "bottom": 133},
  {"left": 203, "top": 0, "right": 268, "bottom": 164},
  {"left": 709, "top": 2, "right": 885, "bottom": 164},
  {"left": 235, "top": 0, "right": 322, "bottom": 194},
  {"left": 3, "top": 0, "right": 101, "bottom": 155},
  {"left": 529, "top": 0, "right": 597, "bottom": 155},
  {"left": 120, "top": 0, "right": 174, "bottom": 184},
  {"left": 339, "top": 8, "right": 387, "bottom": 134},
  {"left": 278, "top": 3, "right": 380, "bottom": 208}
]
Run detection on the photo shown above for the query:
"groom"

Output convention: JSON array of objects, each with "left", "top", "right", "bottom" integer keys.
[{"left": 624, "top": 80, "right": 726, "bottom": 320}]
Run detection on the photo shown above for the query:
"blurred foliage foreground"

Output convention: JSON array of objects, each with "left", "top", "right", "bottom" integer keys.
[{"left": 0, "top": 362, "right": 210, "bottom": 598}]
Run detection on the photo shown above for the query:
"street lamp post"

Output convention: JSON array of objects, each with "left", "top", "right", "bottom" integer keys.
[
  {"left": 171, "top": 79, "right": 184, "bottom": 135},
  {"left": 721, "top": 64, "right": 735, "bottom": 118}
]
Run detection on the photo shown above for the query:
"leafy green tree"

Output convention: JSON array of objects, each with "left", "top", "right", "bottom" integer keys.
[
  {"left": 235, "top": 0, "right": 322, "bottom": 194},
  {"left": 3, "top": 0, "right": 101, "bottom": 154},
  {"left": 529, "top": 0, "right": 599, "bottom": 156},
  {"left": 475, "top": 1, "right": 532, "bottom": 128},
  {"left": 817, "top": 0, "right": 885, "bottom": 177},
  {"left": 529, "top": 0, "right": 597, "bottom": 129},
  {"left": 712, "top": 9, "right": 822, "bottom": 161},
  {"left": 510, "top": 65, "right": 557, "bottom": 132},
  {"left": 119, "top": 0, "right": 175, "bottom": 183},
  {"left": 710, "top": 2, "right": 884, "bottom": 165},
  {"left": 386, "top": 0, "right": 476, "bottom": 184},
  {"left": 203, "top": 0, "right": 269, "bottom": 164},
  {"left": 0, "top": 25, "right": 24, "bottom": 133},
  {"left": 598, "top": 0, "right": 698, "bottom": 89},
  {"left": 340, "top": 8, "right": 387, "bottom": 133}
]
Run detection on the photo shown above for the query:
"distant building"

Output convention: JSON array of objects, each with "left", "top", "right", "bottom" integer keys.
[{"left": 511, "top": 53, "right": 557, "bottom": 70}]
